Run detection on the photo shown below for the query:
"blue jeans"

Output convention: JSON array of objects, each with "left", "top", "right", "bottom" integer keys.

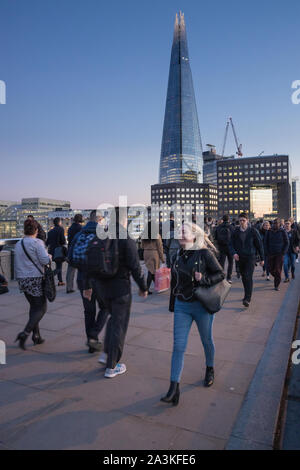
[
  {"left": 171, "top": 299, "right": 215, "bottom": 382},
  {"left": 283, "top": 252, "right": 296, "bottom": 279}
]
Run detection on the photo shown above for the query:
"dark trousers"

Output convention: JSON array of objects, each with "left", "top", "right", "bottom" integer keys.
[
  {"left": 54, "top": 261, "right": 63, "bottom": 282},
  {"left": 238, "top": 256, "right": 256, "bottom": 302},
  {"left": 268, "top": 254, "right": 284, "bottom": 288},
  {"left": 218, "top": 247, "right": 233, "bottom": 280},
  {"left": 147, "top": 271, "right": 155, "bottom": 290},
  {"left": 78, "top": 280, "right": 109, "bottom": 341},
  {"left": 24, "top": 293, "right": 47, "bottom": 337},
  {"left": 263, "top": 255, "right": 270, "bottom": 276},
  {"left": 91, "top": 279, "right": 132, "bottom": 369}
]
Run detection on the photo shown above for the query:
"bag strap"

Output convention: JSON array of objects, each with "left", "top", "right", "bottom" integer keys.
[{"left": 21, "top": 239, "right": 44, "bottom": 276}]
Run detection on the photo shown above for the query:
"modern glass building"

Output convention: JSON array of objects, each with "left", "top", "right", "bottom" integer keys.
[{"left": 159, "top": 11, "right": 203, "bottom": 184}]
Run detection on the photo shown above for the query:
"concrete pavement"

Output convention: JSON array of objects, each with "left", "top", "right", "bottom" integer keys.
[{"left": 0, "top": 264, "right": 299, "bottom": 450}]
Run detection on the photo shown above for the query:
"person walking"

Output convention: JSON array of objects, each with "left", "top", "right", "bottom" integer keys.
[
  {"left": 141, "top": 221, "right": 165, "bottom": 294},
  {"left": 214, "top": 214, "right": 234, "bottom": 283},
  {"left": 264, "top": 218, "right": 289, "bottom": 291},
  {"left": 82, "top": 208, "right": 148, "bottom": 378},
  {"left": 14, "top": 218, "right": 51, "bottom": 349},
  {"left": 161, "top": 222, "right": 224, "bottom": 406},
  {"left": 260, "top": 221, "right": 271, "bottom": 280},
  {"left": 26, "top": 215, "right": 46, "bottom": 243},
  {"left": 229, "top": 212, "right": 264, "bottom": 307},
  {"left": 283, "top": 219, "right": 300, "bottom": 282},
  {"left": 66, "top": 213, "right": 83, "bottom": 293},
  {"left": 68, "top": 210, "right": 109, "bottom": 354},
  {"left": 46, "top": 217, "right": 66, "bottom": 286}
]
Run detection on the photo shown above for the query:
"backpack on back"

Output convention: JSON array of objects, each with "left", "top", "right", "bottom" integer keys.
[
  {"left": 217, "top": 225, "right": 231, "bottom": 245},
  {"left": 70, "top": 231, "right": 119, "bottom": 278}
]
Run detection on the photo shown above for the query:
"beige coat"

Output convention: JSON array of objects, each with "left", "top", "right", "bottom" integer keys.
[{"left": 142, "top": 236, "right": 165, "bottom": 274}]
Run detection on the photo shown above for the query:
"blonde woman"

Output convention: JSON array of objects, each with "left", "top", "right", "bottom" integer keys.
[{"left": 161, "top": 222, "right": 224, "bottom": 406}]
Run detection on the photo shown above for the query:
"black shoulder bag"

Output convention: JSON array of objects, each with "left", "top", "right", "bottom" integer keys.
[{"left": 21, "top": 239, "right": 56, "bottom": 302}]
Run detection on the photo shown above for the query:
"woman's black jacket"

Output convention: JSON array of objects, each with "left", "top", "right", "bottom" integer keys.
[{"left": 169, "top": 248, "right": 225, "bottom": 312}]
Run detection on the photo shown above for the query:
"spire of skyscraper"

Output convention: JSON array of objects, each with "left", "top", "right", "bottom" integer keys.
[{"left": 159, "top": 12, "right": 203, "bottom": 184}]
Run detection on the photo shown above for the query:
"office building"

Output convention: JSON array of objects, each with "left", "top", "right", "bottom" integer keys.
[{"left": 217, "top": 154, "right": 292, "bottom": 219}]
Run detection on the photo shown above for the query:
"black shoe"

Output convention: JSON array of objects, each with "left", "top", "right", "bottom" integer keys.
[
  {"left": 32, "top": 335, "right": 45, "bottom": 345},
  {"left": 160, "top": 381, "right": 180, "bottom": 406},
  {"left": 87, "top": 339, "right": 102, "bottom": 352},
  {"left": 284, "top": 278, "right": 289, "bottom": 283},
  {"left": 147, "top": 290, "right": 153, "bottom": 295},
  {"left": 15, "top": 332, "right": 28, "bottom": 350},
  {"left": 275, "top": 287, "right": 279, "bottom": 291},
  {"left": 243, "top": 300, "right": 250, "bottom": 307},
  {"left": 204, "top": 366, "right": 214, "bottom": 387},
  {"left": 66, "top": 289, "right": 75, "bottom": 294}
]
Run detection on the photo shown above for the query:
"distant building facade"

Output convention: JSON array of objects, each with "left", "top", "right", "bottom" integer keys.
[
  {"left": 292, "top": 177, "right": 300, "bottom": 222},
  {"left": 217, "top": 154, "right": 292, "bottom": 219}
]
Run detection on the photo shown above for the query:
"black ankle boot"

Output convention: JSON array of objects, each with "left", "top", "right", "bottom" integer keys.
[
  {"left": 15, "top": 332, "right": 28, "bottom": 350},
  {"left": 32, "top": 335, "right": 45, "bottom": 345},
  {"left": 160, "top": 381, "right": 180, "bottom": 406},
  {"left": 204, "top": 366, "right": 214, "bottom": 387}
]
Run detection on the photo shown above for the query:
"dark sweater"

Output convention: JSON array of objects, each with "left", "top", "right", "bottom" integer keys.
[
  {"left": 264, "top": 228, "right": 289, "bottom": 256},
  {"left": 46, "top": 226, "right": 66, "bottom": 256},
  {"left": 229, "top": 226, "right": 264, "bottom": 260}
]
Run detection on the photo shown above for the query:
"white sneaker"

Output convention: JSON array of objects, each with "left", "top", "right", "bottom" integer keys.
[
  {"left": 98, "top": 352, "right": 107, "bottom": 364},
  {"left": 104, "top": 363, "right": 126, "bottom": 378}
]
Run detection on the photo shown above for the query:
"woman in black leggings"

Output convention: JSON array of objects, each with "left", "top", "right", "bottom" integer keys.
[{"left": 14, "top": 219, "right": 51, "bottom": 349}]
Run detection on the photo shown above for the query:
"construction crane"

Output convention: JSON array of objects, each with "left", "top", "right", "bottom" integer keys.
[{"left": 221, "top": 117, "right": 243, "bottom": 157}]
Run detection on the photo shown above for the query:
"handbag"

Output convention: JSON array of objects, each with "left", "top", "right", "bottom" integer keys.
[
  {"left": 21, "top": 240, "right": 56, "bottom": 302},
  {"left": 53, "top": 245, "right": 67, "bottom": 262},
  {"left": 193, "top": 279, "right": 231, "bottom": 314}
]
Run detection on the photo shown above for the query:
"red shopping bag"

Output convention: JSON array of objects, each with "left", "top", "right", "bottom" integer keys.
[{"left": 155, "top": 266, "right": 171, "bottom": 293}]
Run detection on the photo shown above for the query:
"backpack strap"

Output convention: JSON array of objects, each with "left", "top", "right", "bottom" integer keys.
[{"left": 21, "top": 239, "right": 44, "bottom": 276}]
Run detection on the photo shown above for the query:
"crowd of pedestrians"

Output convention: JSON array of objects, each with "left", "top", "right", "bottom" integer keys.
[{"left": 9, "top": 210, "right": 300, "bottom": 406}]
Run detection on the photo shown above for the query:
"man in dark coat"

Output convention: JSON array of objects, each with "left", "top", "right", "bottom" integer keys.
[
  {"left": 46, "top": 217, "right": 66, "bottom": 286},
  {"left": 264, "top": 218, "right": 289, "bottom": 290},
  {"left": 214, "top": 214, "right": 235, "bottom": 283},
  {"left": 229, "top": 212, "right": 264, "bottom": 307}
]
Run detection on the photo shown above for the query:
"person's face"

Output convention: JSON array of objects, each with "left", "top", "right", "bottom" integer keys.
[
  {"left": 285, "top": 222, "right": 291, "bottom": 231},
  {"left": 179, "top": 224, "right": 195, "bottom": 246},
  {"left": 239, "top": 217, "right": 248, "bottom": 230},
  {"left": 263, "top": 222, "right": 270, "bottom": 231},
  {"left": 273, "top": 220, "right": 280, "bottom": 230}
]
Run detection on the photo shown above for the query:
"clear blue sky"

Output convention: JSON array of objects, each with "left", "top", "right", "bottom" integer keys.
[{"left": 1, "top": 0, "right": 300, "bottom": 208}]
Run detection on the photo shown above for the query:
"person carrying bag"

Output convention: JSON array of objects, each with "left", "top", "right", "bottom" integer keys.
[
  {"left": 161, "top": 222, "right": 226, "bottom": 407},
  {"left": 14, "top": 219, "right": 54, "bottom": 350}
]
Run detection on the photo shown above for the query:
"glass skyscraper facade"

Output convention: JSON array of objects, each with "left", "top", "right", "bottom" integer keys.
[{"left": 159, "top": 12, "right": 203, "bottom": 184}]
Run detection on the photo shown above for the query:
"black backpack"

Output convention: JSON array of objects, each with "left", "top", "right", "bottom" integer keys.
[
  {"left": 217, "top": 225, "right": 231, "bottom": 245},
  {"left": 71, "top": 232, "right": 119, "bottom": 278}
]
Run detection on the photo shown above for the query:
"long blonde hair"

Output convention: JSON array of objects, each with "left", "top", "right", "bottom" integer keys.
[{"left": 177, "top": 222, "right": 218, "bottom": 254}]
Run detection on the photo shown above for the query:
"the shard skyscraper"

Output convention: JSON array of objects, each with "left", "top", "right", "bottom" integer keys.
[{"left": 159, "top": 11, "right": 203, "bottom": 184}]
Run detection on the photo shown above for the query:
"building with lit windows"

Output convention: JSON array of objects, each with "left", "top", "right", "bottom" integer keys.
[
  {"left": 292, "top": 177, "right": 300, "bottom": 222},
  {"left": 217, "top": 154, "right": 292, "bottom": 219}
]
